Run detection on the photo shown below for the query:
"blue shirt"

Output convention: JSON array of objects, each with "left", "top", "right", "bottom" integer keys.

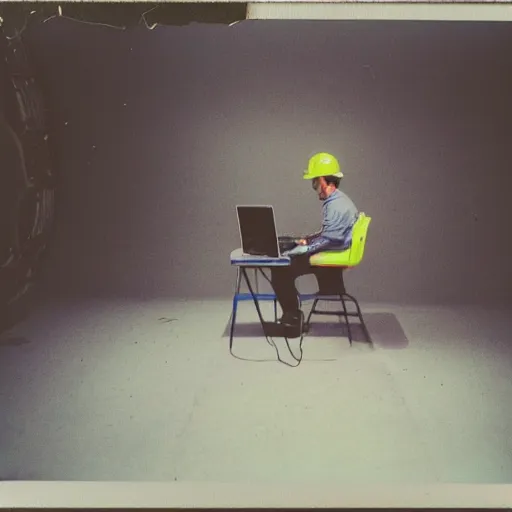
[{"left": 311, "top": 189, "right": 359, "bottom": 250}]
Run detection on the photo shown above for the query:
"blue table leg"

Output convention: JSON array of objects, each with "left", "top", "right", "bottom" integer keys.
[
  {"left": 240, "top": 268, "right": 268, "bottom": 335},
  {"left": 229, "top": 267, "right": 242, "bottom": 351}
]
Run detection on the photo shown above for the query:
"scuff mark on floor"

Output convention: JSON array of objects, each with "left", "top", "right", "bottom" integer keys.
[{"left": 159, "top": 317, "right": 177, "bottom": 323}]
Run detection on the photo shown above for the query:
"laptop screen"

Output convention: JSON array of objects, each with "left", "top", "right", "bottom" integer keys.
[{"left": 237, "top": 206, "right": 280, "bottom": 257}]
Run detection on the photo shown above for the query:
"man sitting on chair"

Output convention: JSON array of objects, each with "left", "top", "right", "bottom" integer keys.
[{"left": 271, "top": 152, "right": 359, "bottom": 336}]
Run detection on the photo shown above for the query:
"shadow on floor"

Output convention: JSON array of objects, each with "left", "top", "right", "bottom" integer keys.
[{"left": 223, "top": 312, "right": 409, "bottom": 350}]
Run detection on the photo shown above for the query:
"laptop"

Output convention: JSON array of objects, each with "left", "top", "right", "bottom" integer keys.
[{"left": 236, "top": 205, "right": 297, "bottom": 257}]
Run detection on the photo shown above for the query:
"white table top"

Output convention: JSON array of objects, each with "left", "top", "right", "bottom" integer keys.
[{"left": 230, "top": 248, "right": 291, "bottom": 266}]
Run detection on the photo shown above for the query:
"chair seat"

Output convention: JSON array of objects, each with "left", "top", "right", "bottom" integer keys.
[{"left": 310, "top": 249, "right": 351, "bottom": 267}]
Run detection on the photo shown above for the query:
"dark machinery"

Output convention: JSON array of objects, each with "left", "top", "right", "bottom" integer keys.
[{"left": 0, "top": 25, "right": 56, "bottom": 332}]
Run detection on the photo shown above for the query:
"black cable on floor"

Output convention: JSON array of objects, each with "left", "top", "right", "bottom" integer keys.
[
  {"left": 256, "top": 268, "right": 305, "bottom": 367},
  {"left": 229, "top": 267, "right": 336, "bottom": 367},
  {"left": 229, "top": 310, "right": 306, "bottom": 368}
]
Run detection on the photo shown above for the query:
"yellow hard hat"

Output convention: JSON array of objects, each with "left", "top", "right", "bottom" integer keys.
[{"left": 303, "top": 152, "right": 343, "bottom": 180}]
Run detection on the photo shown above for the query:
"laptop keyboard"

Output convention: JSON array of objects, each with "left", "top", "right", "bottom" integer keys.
[{"left": 278, "top": 236, "right": 297, "bottom": 252}]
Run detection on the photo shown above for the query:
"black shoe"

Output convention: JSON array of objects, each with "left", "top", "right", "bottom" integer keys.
[
  {"left": 279, "top": 310, "right": 301, "bottom": 326},
  {"left": 278, "top": 310, "right": 304, "bottom": 338}
]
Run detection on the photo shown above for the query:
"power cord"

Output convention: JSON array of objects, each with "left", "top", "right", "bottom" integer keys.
[
  {"left": 230, "top": 267, "right": 307, "bottom": 368},
  {"left": 229, "top": 314, "right": 305, "bottom": 368},
  {"left": 255, "top": 268, "right": 305, "bottom": 367},
  {"left": 228, "top": 267, "right": 339, "bottom": 367}
]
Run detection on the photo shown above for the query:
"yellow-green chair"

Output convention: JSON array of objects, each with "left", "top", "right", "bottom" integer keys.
[{"left": 305, "top": 213, "right": 372, "bottom": 345}]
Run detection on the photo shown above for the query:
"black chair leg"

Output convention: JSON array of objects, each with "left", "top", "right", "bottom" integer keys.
[
  {"left": 344, "top": 293, "right": 373, "bottom": 344},
  {"left": 335, "top": 270, "right": 352, "bottom": 344},
  {"left": 307, "top": 269, "right": 371, "bottom": 346},
  {"left": 344, "top": 292, "right": 372, "bottom": 344},
  {"left": 339, "top": 294, "right": 352, "bottom": 345},
  {"left": 305, "top": 298, "right": 319, "bottom": 330}
]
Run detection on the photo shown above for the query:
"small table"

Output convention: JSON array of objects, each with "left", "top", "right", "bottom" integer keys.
[{"left": 229, "top": 248, "right": 292, "bottom": 351}]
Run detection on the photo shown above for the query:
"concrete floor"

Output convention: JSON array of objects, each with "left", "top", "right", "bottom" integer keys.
[{"left": 0, "top": 297, "right": 511, "bottom": 483}]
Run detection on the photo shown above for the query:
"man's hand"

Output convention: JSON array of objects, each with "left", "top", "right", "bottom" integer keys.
[
  {"left": 283, "top": 244, "right": 309, "bottom": 257},
  {"left": 296, "top": 238, "right": 308, "bottom": 246}
]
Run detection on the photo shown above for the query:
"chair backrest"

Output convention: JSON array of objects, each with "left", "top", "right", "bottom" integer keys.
[{"left": 348, "top": 212, "right": 372, "bottom": 266}]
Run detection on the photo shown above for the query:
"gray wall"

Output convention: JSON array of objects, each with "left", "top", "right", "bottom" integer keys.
[{"left": 25, "top": 20, "right": 512, "bottom": 305}]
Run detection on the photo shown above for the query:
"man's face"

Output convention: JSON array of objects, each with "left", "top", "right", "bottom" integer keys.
[{"left": 312, "top": 177, "right": 330, "bottom": 200}]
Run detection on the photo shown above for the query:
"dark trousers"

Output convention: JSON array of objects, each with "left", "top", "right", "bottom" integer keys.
[{"left": 270, "top": 254, "right": 340, "bottom": 314}]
